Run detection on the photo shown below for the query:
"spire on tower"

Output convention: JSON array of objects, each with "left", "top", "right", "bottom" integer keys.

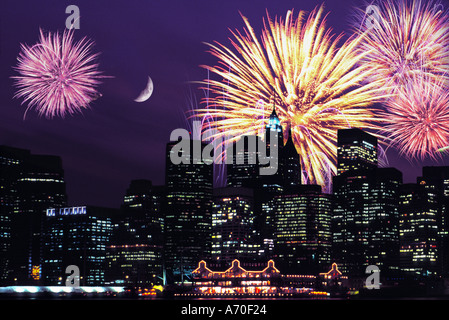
[{"left": 267, "top": 91, "right": 282, "bottom": 132}]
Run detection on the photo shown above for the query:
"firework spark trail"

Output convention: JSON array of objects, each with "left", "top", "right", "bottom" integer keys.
[
  {"left": 438, "top": 146, "right": 449, "bottom": 153},
  {"left": 252, "top": 99, "right": 267, "bottom": 136},
  {"left": 355, "top": 0, "right": 449, "bottom": 96},
  {"left": 12, "top": 28, "right": 106, "bottom": 119},
  {"left": 377, "top": 143, "right": 390, "bottom": 167},
  {"left": 196, "top": 5, "right": 387, "bottom": 186},
  {"left": 380, "top": 74, "right": 449, "bottom": 160},
  {"left": 304, "top": 151, "right": 333, "bottom": 193},
  {"left": 185, "top": 74, "right": 228, "bottom": 187}
]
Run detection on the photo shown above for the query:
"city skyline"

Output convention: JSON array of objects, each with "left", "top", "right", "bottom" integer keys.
[
  {"left": 3, "top": 122, "right": 449, "bottom": 296},
  {"left": 0, "top": 122, "right": 446, "bottom": 212},
  {"left": 2, "top": 0, "right": 449, "bottom": 209},
  {"left": 3, "top": 0, "right": 449, "bottom": 306}
]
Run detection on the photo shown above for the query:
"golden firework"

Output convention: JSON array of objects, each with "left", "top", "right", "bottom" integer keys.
[{"left": 196, "top": 6, "right": 387, "bottom": 187}]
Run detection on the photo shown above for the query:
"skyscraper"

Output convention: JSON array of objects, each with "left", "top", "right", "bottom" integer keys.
[
  {"left": 226, "top": 135, "right": 261, "bottom": 189},
  {"left": 420, "top": 166, "right": 449, "bottom": 277},
  {"left": 43, "top": 206, "right": 115, "bottom": 286},
  {"left": 0, "top": 146, "right": 67, "bottom": 285},
  {"left": 121, "top": 180, "right": 164, "bottom": 247},
  {"left": 211, "top": 187, "right": 259, "bottom": 265},
  {"left": 260, "top": 105, "right": 284, "bottom": 195},
  {"left": 269, "top": 185, "right": 332, "bottom": 274},
  {"left": 106, "top": 180, "right": 165, "bottom": 287},
  {"left": 333, "top": 129, "right": 402, "bottom": 278},
  {"left": 265, "top": 105, "right": 284, "bottom": 148},
  {"left": 226, "top": 112, "right": 301, "bottom": 191},
  {"left": 164, "top": 139, "right": 213, "bottom": 283},
  {"left": 337, "top": 128, "right": 377, "bottom": 175},
  {"left": 366, "top": 168, "right": 402, "bottom": 276},
  {"left": 397, "top": 166, "right": 449, "bottom": 279},
  {"left": 399, "top": 182, "right": 439, "bottom": 278},
  {"left": 0, "top": 146, "right": 27, "bottom": 284},
  {"left": 259, "top": 115, "right": 302, "bottom": 261},
  {"left": 281, "top": 125, "right": 301, "bottom": 188}
]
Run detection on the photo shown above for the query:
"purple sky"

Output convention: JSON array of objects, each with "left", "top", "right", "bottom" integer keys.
[{"left": 1, "top": 0, "right": 449, "bottom": 208}]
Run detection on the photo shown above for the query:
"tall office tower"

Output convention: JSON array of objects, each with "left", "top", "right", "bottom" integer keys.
[
  {"left": 43, "top": 206, "right": 115, "bottom": 286},
  {"left": 332, "top": 171, "right": 367, "bottom": 276},
  {"left": 0, "top": 147, "right": 22, "bottom": 284},
  {"left": 226, "top": 135, "right": 261, "bottom": 189},
  {"left": 268, "top": 185, "right": 331, "bottom": 274},
  {"left": 0, "top": 216, "right": 8, "bottom": 285},
  {"left": 260, "top": 106, "right": 285, "bottom": 195},
  {"left": 420, "top": 167, "right": 449, "bottom": 277},
  {"left": 265, "top": 105, "right": 284, "bottom": 148},
  {"left": 366, "top": 168, "right": 402, "bottom": 275},
  {"left": 0, "top": 146, "right": 28, "bottom": 284},
  {"left": 12, "top": 154, "right": 67, "bottom": 284},
  {"left": 0, "top": 146, "right": 67, "bottom": 285},
  {"left": 257, "top": 119, "right": 301, "bottom": 260},
  {"left": 226, "top": 118, "right": 301, "bottom": 192},
  {"left": 399, "top": 181, "right": 440, "bottom": 278},
  {"left": 106, "top": 180, "right": 165, "bottom": 287},
  {"left": 122, "top": 180, "right": 164, "bottom": 246},
  {"left": 260, "top": 200, "right": 276, "bottom": 260},
  {"left": 337, "top": 128, "right": 377, "bottom": 175},
  {"left": 281, "top": 125, "right": 301, "bottom": 188},
  {"left": 333, "top": 129, "right": 402, "bottom": 278},
  {"left": 211, "top": 187, "right": 259, "bottom": 265},
  {"left": 165, "top": 139, "right": 213, "bottom": 283},
  {"left": 333, "top": 167, "right": 402, "bottom": 278}
]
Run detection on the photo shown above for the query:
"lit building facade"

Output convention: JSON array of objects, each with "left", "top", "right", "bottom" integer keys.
[
  {"left": 333, "top": 129, "right": 402, "bottom": 278},
  {"left": 260, "top": 105, "right": 284, "bottom": 195},
  {"left": 43, "top": 206, "right": 115, "bottom": 286},
  {"left": 0, "top": 146, "right": 26, "bottom": 284},
  {"left": 0, "top": 146, "right": 67, "bottom": 285},
  {"left": 366, "top": 168, "right": 402, "bottom": 276},
  {"left": 191, "top": 259, "right": 281, "bottom": 296},
  {"left": 188, "top": 259, "right": 346, "bottom": 297},
  {"left": 226, "top": 135, "right": 261, "bottom": 189},
  {"left": 420, "top": 166, "right": 449, "bottom": 277},
  {"left": 106, "top": 180, "right": 164, "bottom": 287},
  {"left": 211, "top": 187, "right": 259, "bottom": 264},
  {"left": 337, "top": 128, "right": 377, "bottom": 175},
  {"left": 269, "top": 185, "right": 332, "bottom": 274},
  {"left": 399, "top": 182, "right": 439, "bottom": 277},
  {"left": 258, "top": 115, "right": 302, "bottom": 261},
  {"left": 281, "top": 125, "right": 301, "bottom": 188},
  {"left": 106, "top": 244, "right": 162, "bottom": 287},
  {"left": 333, "top": 167, "right": 402, "bottom": 278},
  {"left": 164, "top": 139, "right": 213, "bottom": 283},
  {"left": 106, "top": 180, "right": 165, "bottom": 288}
]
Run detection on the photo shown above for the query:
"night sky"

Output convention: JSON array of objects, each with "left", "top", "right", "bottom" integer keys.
[{"left": 1, "top": 0, "right": 449, "bottom": 208}]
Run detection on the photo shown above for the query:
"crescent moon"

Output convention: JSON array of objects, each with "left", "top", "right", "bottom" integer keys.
[{"left": 134, "top": 76, "right": 154, "bottom": 102}]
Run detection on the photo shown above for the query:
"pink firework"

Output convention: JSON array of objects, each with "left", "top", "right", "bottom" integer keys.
[
  {"left": 380, "top": 76, "right": 449, "bottom": 160},
  {"left": 12, "top": 28, "right": 106, "bottom": 118},
  {"left": 354, "top": 0, "right": 449, "bottom": 96}
]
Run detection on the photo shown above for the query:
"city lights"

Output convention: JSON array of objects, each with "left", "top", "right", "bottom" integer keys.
[{"left": 3, "top": 1, "right": 449, "bottom": 307}]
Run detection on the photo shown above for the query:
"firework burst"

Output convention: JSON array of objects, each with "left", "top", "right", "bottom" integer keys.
[
  {"left": 380, "top": 75, "right": 449, "bottom": 160},
  {"left": 355, "top": 0, "right": 449, "bottom": 95},
  {"left": 195, "top": 6, "right": 386, "bottom": 187},
  {"left": 184, "top": 76, "right": 228, "bottom": 188},
  {"left": 12, "top": 28, "right": 106, "bottom": 118}
]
